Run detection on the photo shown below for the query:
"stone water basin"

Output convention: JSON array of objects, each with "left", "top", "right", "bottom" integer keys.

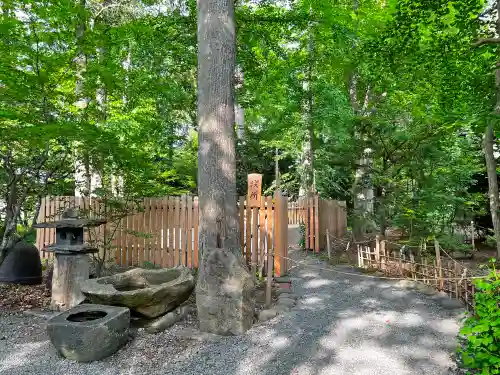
[{"left": 80, "top": 266, "right": 195, "bottom": 318}]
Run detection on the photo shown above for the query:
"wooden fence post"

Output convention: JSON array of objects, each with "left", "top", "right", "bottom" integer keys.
[
  {"left": 375, "top": 235, "right": 381, "bottom": 269},
  {"left": 273, "top": 190, "right": 287, "bottom": 276},
  {"left": 434, "top": 239, "right": 444, "bottom": 291},
  {"left": 409, "top": 251, "right": 416, "bottom": 280},
  {"left": 326, "top": 229, "right": 331, "bottom": 260},
  {"left": 380, "top": 239, "right": 386, "bottom": 272},
  {"left": 454, "top": 262, "right": 461, "bottom": 301},
  {"left": 266, "top": 246, "right": 273, "bottom": 308},
  {"left": 314, "top": 194, "right": 320, "bottom": 253},
  {"left": 470, "top": 221, "right": 475, "bottom": 252}
]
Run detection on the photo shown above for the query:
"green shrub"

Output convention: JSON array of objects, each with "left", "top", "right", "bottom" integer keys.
[
  {"left": 457, "top": 260, "right": 500, "bottom": 374},
  {"left": 436, "top": 233, "right": 470, "bottom": 253},
  {"left": 299, "top": 223, "right": 306, "bottom": 250},
  {"left": 486, "top": 234, "right": 497, "bottom": 249},
  {"left": 142, "top": 261, "right": 161, "bottom": 269}
]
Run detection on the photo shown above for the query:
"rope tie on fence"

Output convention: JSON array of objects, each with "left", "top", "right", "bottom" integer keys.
[{"left": 280, "top": 255, "right": 490, "bottom": 282}]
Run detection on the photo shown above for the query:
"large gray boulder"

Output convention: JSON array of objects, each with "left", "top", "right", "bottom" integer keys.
[
  {"left": 47, "top": 304, "right": 130, "bottom": 362},
  {"left": 80, "top": 266, "right": 195, "bottom": 318},
  {"left": 196, "top": 247, "right": 255, "bottom": 335}
]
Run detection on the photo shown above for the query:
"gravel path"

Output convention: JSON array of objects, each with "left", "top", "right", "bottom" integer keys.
[{"left": 0, "top": 249, "right": 463, "bottom": 375}]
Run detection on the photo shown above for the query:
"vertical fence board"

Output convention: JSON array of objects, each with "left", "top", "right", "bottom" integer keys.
[
  {"left": 186, "top": 196, "right": 193, "bottom": 268},
  {"left": 259, "top": 197, "right": 266, "bottom": 274},
  {"left": 266, "top": 196, "right": 274, "bottom": 273},
  {"left": 165, "top": 197, "right": 173, "bottom": 268},
  {"left": 239, "top": 196, "right": 245, "bottom": 252},
  {"left": 245, "top": 199, "right": 251, "bottom": 265},
  {"left": 314, "top": 195, "right": 320, "bottom": 253},
  {"left": 252, "top": 207, "right": 259, "bottom": 276},
  {"left": 303, "top": 198, "right": 309, "bottom": 250},
  {"left": 154, "top": 198, "right": 162, "bottom": 267},
  {"left": 174, "top": 197, "right": 181, "bottom": 267}
]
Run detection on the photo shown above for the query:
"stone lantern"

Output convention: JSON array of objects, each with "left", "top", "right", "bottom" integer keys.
[{"left": 34, "top": 208, "right": 106, "bottom": 311}]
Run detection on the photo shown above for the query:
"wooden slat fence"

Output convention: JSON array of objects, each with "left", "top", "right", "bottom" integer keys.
[
  {"left": 288, "top": 194, "right": 347, "bottom": 253},
  {"left": 35, "top": 194, "right": 289, "bottom": 275}
]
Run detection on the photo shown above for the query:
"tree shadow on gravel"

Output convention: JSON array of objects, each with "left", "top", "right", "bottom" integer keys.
[{"left": 0, "top": 251, "right": 463, "bottom": 375}]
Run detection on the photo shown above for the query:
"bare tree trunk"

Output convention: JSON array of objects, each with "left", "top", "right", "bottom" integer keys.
[
  {"left": 196, "top": 0, "right": 254, "bottom": 336},
  {"left": 349, "top": 0, "right": 374, "bottom": 239},
  {"left": 74, "top": 0, "right": 92, "bottom": 198},
  {"left": 31, "top": 196, "right": 42, "bottom": 227},
  {"left": 300, "top": 16, "right": 315, "bottom": 196},
  {"left": 235, "top": 66, "right": 245, "bottom": 140},
  {"left": 482, "top": 0, "right": 500, "bottom": 258},
  {"left": 197, "top": 0, "right": 240, "bottom": 256},
  {"left": 484, "top": 124, "right": 500, "bottom": 257}
]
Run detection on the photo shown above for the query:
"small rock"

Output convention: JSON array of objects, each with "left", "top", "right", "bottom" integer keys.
[
  {"left": 430, "top": 291, "right": 449, "bottom": 300},
  {"left": 396, "top": 280, "right": 418, "bottom": 289},
  {"left": 278, "top": 293, "right": 298, "bottom": 300},
  {"left": 145, "top": 305, "right": 193, "bottom": 334},
  {"left": 23, "top": 309, "right": 57, "bottom": 320},
  {"left": 440, "top": 298, "right": 464, "bottom": 310},
  {"left": 275, "top": 288, "right": 294, "bottom": 296},
  {"left": 174, "top": 327, "right": 219, "bottom": 341},
  {"left": 274, "top": 305, "right": 291, "bottom": 313},
  {"left": 277, "top": 298, "right": 295, "bottom": 308},
  {"left": 145, "top": 311, "right": 179, "bottom": 334},
  {"left": 416, "top": 284, "right": 437, "bottom": 295},
  {"left": 259, "top": 309, "right": 278, "bottom": 322},
  {"left": 274, "top": 276, "right": 291, "bottom": 284}
]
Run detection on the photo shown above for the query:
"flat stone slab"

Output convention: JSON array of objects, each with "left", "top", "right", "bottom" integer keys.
[
  {"left": 275, "top": 288, "right": 295, "bottom": 296},
  {"left": 274, "top": 277, "right": 291, "bottom": 284},
  {"left": 23, "top": 310, "right": 58, "bottom": 320},
  {"left": 259, "top": 309, "right": 278, "bottom": 322},
  {"left": 145, "top": 305, "right": 193, "bottom": 334},
  {"left": 278, "top": 293, "right": 298, "bottom": 300},
  {"left": 395, "top": 280, "right": 419, "bottom": 289},
  {"left": 278, "top": 297, "right": 296, "bottom": 308},
  {"left": 439, "top": 298, "right": 464, "bottom": 310},
  {"left": 47, "top": 304, "right": 130, "bottom": 362},
  {"left": 80, "top": 266, "right": 195, "bottom": 318},
  {"left": 174, "top": 327, "right": 220, "bottom": 342},
  {"left": 274, "top": 304, "right": 291, "bottom": 313},
  {"left": 417, "top": 285, "right": 438, "bottom": 296}
]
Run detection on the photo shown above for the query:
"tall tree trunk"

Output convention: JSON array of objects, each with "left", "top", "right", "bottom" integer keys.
[
  {"left": 74, "top": 0, "right": 91, "bottom": 198},
  {"left": 484, "top": 124, "right": 500, "bottom": 257},
  {"left": 196, "top": 0, "right": 254, "bottom": 336},
  {"left": 197, "top": 0, "right": 240, "bottom": 256},
  {"left": 349, "top": 0, "right": 374, "bottom": 239},
  {"left": 235, "top": 66, "right": 245, "bottom": 140},
  {"left": 483, "top": 0, "right": 500, "bottom": 258},
  {"left": 300, "top": 15, "right": 315, "bottom": 196}
]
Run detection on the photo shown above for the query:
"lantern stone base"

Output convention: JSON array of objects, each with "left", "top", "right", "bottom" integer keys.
[{"left": 50, "top": 253, "right": 90, "bottom": 312}]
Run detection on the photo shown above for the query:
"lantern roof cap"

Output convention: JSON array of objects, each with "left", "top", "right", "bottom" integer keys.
[{"left": 32, "top": 208, "right": 106, "bottom": 229}]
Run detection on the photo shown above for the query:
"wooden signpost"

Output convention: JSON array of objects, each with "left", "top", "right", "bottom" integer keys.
[
  {"left": 247, "top": 174, "right": 262, "bottom": 281},
  {"left": 247, "top": 174, "right": 262, "bottom": 208}
]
